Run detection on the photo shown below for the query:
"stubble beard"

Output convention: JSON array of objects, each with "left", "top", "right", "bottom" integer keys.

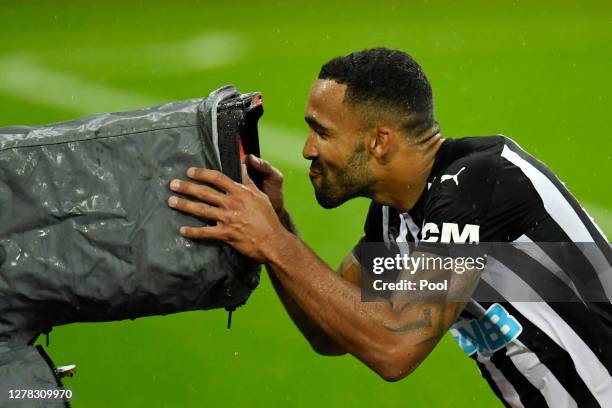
[{"left": 313, "top": 141, "right": 373, "bottom": 209}]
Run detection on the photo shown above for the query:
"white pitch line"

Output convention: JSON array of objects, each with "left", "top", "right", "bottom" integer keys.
[
  {"left": 259, "top": 123, "right": 308, "bottom": 169},
  {"left": 47, "top": 31, "right": 247, "bottom": 72},
  {"left": 0, "top": 54, "right": 161, "bottom": 114},
  {"left": 0, "top": 55, "right": 608, "bottom": 233}
]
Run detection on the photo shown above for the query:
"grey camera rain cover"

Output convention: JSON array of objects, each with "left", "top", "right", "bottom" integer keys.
[{"left": 0, "top": 86, "right": 262, "bottom": 405}]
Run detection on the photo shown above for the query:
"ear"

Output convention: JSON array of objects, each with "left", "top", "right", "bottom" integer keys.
[{"left": 368, "top": 125, "right": 395, "bottom": 159}]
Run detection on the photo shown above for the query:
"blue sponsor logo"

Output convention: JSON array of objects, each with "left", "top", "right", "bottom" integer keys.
[{"left": 450, "top": 303, "right": 523, "bottom": 355}]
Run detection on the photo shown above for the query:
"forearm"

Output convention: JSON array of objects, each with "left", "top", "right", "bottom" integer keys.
[
  {"left": 269, "top": 208, "right": 346, "bottom": 355},
  {"left": 266, "top": 231, "right": 422, "bottom": 376}
]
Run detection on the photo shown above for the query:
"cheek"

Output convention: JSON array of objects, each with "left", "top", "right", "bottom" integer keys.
[{"left": 318, "top": 140, "right": 348, "bottom": 172}]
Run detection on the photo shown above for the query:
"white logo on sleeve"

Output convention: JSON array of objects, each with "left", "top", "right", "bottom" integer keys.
[{"left": 441, "top": 167, "right": 466, "bottom": 186}]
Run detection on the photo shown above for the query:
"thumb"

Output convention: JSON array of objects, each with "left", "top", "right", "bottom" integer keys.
[
  {"left": 241, "top": 163, "right": 256, "bottom": 188},
  {"left": 246, "top": 154, "right": 271, "bottom": 174}
]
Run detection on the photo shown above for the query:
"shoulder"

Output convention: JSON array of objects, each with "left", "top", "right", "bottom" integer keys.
[
  {"left": 429, "top": 136, "right": 508, "bottom": 205},
  {"left": 422, "top": 135, "right": 547, "bottom": 241},
  {"left": 437, "top": 135, "right": 545, "bottom": 207}
]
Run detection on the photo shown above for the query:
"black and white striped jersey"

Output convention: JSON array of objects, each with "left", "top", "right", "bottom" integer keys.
[{"left": 354, "top": 135, "right": 612, "bottom": 408}]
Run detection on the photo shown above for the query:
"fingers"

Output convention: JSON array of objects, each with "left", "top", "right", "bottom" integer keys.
[
  {"left": 186, "top": 167, "right": 239, "bottom": 193},
  {"left": 179, "top": 225, "right": 227, "bottom": 240},
  {"left": 169, "top": 179, "right": 227, "bottom": 207},
  {"left": 168, "top": 195, "right": 227, "bottom": 222}
]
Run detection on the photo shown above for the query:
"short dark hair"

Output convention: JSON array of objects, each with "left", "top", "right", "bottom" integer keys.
[{"left": 318, "top": 47, "right": 438, "bottom": 142}]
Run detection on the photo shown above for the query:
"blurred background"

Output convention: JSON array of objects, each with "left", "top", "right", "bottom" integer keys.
[{"left": 1, "top": 1, "right": 610, "bottom": 406}]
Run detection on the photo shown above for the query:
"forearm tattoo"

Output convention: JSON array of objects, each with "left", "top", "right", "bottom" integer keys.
[
  {"left": 382, "top": 252, "right": 481, "bottom": 344},
  {"left": 384, "top": 302, "right": 462, "bottom": 345}
]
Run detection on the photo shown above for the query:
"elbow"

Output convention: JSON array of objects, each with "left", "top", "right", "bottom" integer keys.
[
  {"left": 376, "top": 365, "right": 415, "bottom": 382},
  {"left": 370, "top": 345, "right": 424, "bottom": 382}
]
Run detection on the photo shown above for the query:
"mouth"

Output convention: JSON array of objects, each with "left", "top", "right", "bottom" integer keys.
[
  {"left": 309, "top": 166, "right": 324, "bottom": 178},
  {"left": 309, "top": 169, "right": 321, "bottom": 178}
]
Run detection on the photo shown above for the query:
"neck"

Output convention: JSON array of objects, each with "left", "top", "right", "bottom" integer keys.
[{"left": 370, "top": 133, "right": 444, "bottom": 212}]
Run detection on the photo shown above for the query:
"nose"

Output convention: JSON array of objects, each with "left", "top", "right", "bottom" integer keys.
[{"left": 302, "top": 130, "right": 319, "bottom": 160}]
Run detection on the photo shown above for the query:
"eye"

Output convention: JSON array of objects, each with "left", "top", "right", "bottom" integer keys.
[
  {"left": 315, "top": 128, "right": 329, "bottom": 138},
  {"left": 309, "top": 127, "right": 326, "bottom": 138}
]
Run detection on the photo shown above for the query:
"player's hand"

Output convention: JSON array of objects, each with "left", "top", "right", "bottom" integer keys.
[
  {"left": 167, "top": 165, "right": 288, "bottom": 263},
  {"left": 244, "top": 154, "right": 285, "bottom": 214}
]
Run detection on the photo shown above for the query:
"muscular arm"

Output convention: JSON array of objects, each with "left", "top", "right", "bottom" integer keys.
[
  {"left": 266, "top": 232, "right": 475, "bottom": 381},
  {"left": 269, "top": 209, "right": 369, "bottom": 356}
]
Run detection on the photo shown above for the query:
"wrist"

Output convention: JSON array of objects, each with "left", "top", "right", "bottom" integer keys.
[{"left": 263, "top": 226, "right": 300, "bottom": 269}]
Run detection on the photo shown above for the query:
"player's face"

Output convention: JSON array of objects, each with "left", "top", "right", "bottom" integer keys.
[{"left": 303, "top": 79, "right": 373, "bottom": 209}]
